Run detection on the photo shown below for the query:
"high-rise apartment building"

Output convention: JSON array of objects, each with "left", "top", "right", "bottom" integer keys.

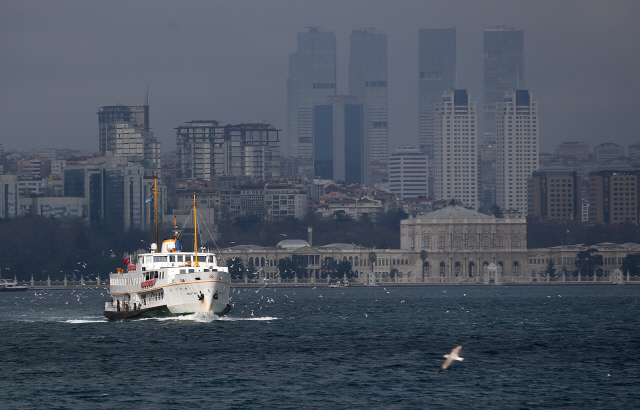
[
  {"left": 287, "top": 28, "right": 337, "bottom": 165},
  {"left": 313, "top": 95, "right": 370, "bottom": 185},
  {"left": 224, "top": 123, "right": 281, "bottom": 180},
  {"left": 176, "top": 121, "right": 281, "bottom": 181},
  {"left": 388, "top": 146, "right": 428, "bottom": 199},
  {"left": 588, "top": 162, "right": 639, "bottom": 224},
  {"left": 495, "top": 90, "right": 539, "bottom": 213},
  {"left": 349, "top": 28, "right": 388, "bottom": 182},
  {"left": 527, "top": 164, "right": 581, "bottom": 221},
  {"left": 483, "top": 27, "right": 524, "bottom": 146},
  {"left": 418, "top": 28, "right": 456, "bottom": 157},
  {"left": 176, "top": 121, "right": 226, "bottom": 180},
  {"left": 433, "top": 90, "right": 478, "bottom": 210},
  {"left": 97, "top": 103, "right": 161, "bottom": 169}
]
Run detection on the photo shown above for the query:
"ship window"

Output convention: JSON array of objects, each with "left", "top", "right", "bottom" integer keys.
[
  {"left": 195, "top": 277, "right": 201, "bottom": 281},
  {"left": 208, "top": 256, "right": 214, "bottom": 263},
  {"left": 180, "top": 269, "right": 186, "bottom": 274},
  {"left": 198, "top": 256, "right": 206, "bottom": 262},
  {"left": 177, "top": 255, "right": 184, "bottom": 262},
  {"left": 154, "top": 256, "right": 167, "bottom": 262},
  {"left": 185, "top": 256, "right": 191, "bottom": 262},
  {"left": 169, "top": 255, "right": 175, "bottom": 262},
  {"left": 154, "top": 272, "right": 158, "bottom": 279}
]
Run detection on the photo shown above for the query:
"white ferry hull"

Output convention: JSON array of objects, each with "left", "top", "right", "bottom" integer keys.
[{"left": 165, "top": 274, "right": 231, "bottom": 315}]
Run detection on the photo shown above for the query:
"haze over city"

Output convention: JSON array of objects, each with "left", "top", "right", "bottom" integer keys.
[{"left": 2, "top": 0, "right": 639, "bottom": 154}]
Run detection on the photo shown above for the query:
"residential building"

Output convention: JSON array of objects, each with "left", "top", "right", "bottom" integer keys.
[
  {"left": 349, "top": 28, "right": 388, "bottom": 182},
  {"left": 224, "top": 123, "right": 281, "bottom": 180},
  {"left": 555, "top": 142, "right": 590, "bottom": 161},
  {"left": 97, "top": 103, "right": 160, "bottom": 169},
  {"left": 176, "top": 120, "right": 225, "bottom": 180},
  {"left": 588, "top": 161, "right": 639, "bottom": 224},
  {"left": 176, "top": 121, "right": 281, "bottom": 182},
  {"left": 527, "top": 164, "right": 581, "bottom": 221},
  {"left": 495, "top": 89, "right": 539, "bottom": 213},
  {"left": 418, "top": 28, "right": 456, "bottom": 157},
  {"left": 594, "top": 143, "right": 624, "bottom": 163},
  {"left": 17, "top": 180, "right": 46, "bottom": 198},
  {"left": 20, "top": 157, "right": 50, "bottom": 179},
  {"left": 388, "top": 146, "right": 428, "bottom": 199},
  {"left": 313, "top": 95, "right": 370, "bottom": 185},
  {"left": 433, "top": 89, "right": 478, "bottom": 210},
  {"left": 287, "top": 27, "right": 337, "bottom": 168},
  {"left": 264, "top": 184, "right": 310, "bottom": 220}
]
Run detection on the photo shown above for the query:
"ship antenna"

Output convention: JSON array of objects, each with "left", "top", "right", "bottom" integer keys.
[{"left": 193, "top": 193, "right": 199, "bottom": 267}]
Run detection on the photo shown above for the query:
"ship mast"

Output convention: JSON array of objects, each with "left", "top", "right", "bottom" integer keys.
[
  {"left": 154, "top": 170, "right": 159, "bottom": 253},
  {"left": 193, "top": 193, "right": 199, "bottom": 267}
]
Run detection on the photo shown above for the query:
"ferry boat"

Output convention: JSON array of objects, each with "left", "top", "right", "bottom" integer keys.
[
  {"left": 328, "top": 280, "right": 351, "bottom": 288},
  {"left": 104, "top": 178, "right": 230, "bottom": 320},
  {"left": 0, "top": 278, "right": 28, "bottom": 292}
]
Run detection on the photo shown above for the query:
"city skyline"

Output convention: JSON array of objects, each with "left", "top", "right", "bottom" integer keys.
[{"left": 2, "top": 1, "right": 639, "bottom": 155}]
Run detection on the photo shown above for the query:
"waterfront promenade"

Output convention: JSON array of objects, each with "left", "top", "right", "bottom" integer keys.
[{"left": 15, "top": 271, "right": 640, "bottom": 290}]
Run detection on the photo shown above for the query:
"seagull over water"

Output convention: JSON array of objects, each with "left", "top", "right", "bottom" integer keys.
[{"left": 439, "top": 344, "right": 464, "bottom": 372}]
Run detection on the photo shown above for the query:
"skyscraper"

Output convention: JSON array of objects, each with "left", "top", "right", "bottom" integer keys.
[
  {"left": 313, "top": 95, "right": 370, "bottom": 185},
  {"left": 418, "top": 28, "right": 456, "bottom": 157},
  {"left": 349, "top": 28, "right": 388, "bottom": 183},
  {"left": 97, "top": 102, "right": 160, "bottom": 169},
  {"left": 495, "top": 90, "right": 539, "bottom": 213},
  {"left": 483, "top": 27, "right": 524, "bottom": 146},
  {"left": 433, "top": 89, "right": 478, "bottom": 210},
  {"left": 287, "top": 28, "right": 336, "bottom": 168}
]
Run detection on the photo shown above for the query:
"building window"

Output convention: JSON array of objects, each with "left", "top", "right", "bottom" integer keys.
[
  {"left": 440, "top": 262, "right": 446, "bottom": 277},
  {"left": 496, "top": 236, "right": 503, "bottom": 247},
  {"left": 482, "top": 236, "right": 489, "bottom": 247},
  {"left": 468, "top": 236, "right": 475, "bottom": 248},
  {"left": 439, "top": 236, "right": 446, "bottom": 248}
]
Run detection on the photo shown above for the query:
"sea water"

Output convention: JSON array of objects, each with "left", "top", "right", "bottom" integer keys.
[{"left": 1, "top": 285, "right": 639, "bottom": 409}]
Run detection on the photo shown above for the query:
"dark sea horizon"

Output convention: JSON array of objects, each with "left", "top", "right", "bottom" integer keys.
[{"left": 1, "top": 285, "right": 639, "bottom": 409}]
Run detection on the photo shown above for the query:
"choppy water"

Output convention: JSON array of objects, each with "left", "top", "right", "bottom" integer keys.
[{"left": 1, "top": 285, "right": 639, "bottom": 409}]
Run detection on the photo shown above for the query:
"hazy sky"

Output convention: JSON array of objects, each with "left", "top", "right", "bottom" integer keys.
[{"left": 2, "top": 0, "right": 639, "bottom": 155}]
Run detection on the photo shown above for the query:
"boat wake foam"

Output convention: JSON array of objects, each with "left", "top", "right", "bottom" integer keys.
[{"left": 64, "top": 317, "right": 109, "bottom": 324}]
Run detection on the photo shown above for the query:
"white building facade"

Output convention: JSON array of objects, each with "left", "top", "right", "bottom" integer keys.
[
  {"left": 433, "top": 89, "right": 478, "bottom": 210},
  {"left": 496, "top": 89, "right": 539, "bottom": 213}
]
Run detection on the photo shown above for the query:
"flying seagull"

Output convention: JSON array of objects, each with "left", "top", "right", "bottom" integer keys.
[{"left": 439, "top": 343, "right": 464, "bottom": 372}]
